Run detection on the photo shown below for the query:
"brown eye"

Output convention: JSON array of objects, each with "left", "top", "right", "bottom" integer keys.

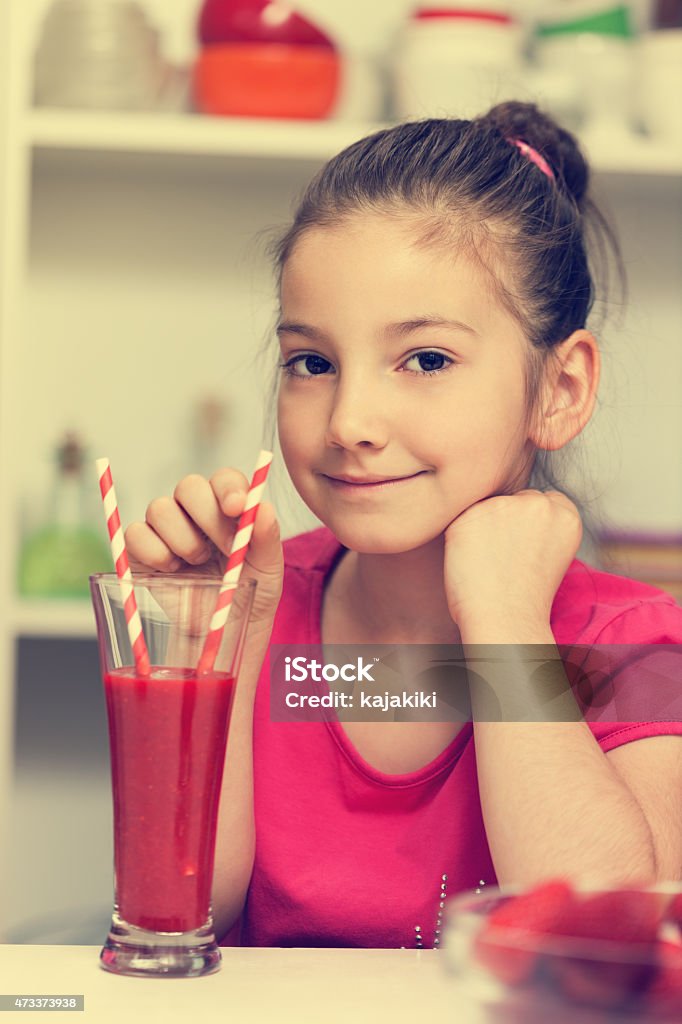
[
  {"left": 280, "top": 354, "right": 333, "bottom": 378},
  {"left": 403, "top": 351, "right": 454, "bottom": 375}
]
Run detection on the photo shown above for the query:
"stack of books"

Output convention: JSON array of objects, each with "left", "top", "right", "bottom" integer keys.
[{"left": 595, "top": 531, "right": 682, "bottom": 605}]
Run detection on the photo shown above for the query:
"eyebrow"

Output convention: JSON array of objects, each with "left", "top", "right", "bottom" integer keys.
[{"left": 276, "top": 315, "right": 479, "bottom": 341}]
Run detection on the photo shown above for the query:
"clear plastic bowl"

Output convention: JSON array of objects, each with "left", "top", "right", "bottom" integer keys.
[{"left": 441, "top": 882, "right": 682, "bottom": 1022}]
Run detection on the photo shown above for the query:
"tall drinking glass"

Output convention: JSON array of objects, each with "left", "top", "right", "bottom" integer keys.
[{"left": 90, "top": 572, "right": 256, "bottom": 978}]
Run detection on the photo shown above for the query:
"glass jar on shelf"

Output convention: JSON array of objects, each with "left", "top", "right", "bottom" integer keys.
[
  {"left": 390, "top": 5, "right": 528, "bottom": 121},
  {"left": 531, "top": 3, "right": 638, "bottom": 142},
  {"left": 17, "top": 432, "right": 112, "bottom": 600}
]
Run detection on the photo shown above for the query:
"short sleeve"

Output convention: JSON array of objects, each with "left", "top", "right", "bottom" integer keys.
[{"left": 567, "top": 597, "right": 682, "bottom": 751}]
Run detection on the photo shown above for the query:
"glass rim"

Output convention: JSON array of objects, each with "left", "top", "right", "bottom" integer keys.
[
  {"left": 89, "top": 572, "right": 258, "bottom": 590},
  {"left": 444, "top": 880, "right": 682, "bottom": 964},
  {"left": 446, "top": 879, "right": 682, "bottom": 915}
]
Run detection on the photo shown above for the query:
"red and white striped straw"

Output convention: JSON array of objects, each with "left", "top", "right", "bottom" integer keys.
[
  {"left": 96, "top": 458, "right": 151, "bottom": 677},
  {"left": 196, "top": 449, "right": 273, "bottom": 675}
]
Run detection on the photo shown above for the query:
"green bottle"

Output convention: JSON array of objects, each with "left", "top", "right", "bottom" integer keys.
[{"left": 18, "top": 433, "right": 112, "bottom": 599}]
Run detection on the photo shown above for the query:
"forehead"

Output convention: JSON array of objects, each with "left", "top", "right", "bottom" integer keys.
[{"left": 280, "top": 213, "right": 515, "bottom": 337}]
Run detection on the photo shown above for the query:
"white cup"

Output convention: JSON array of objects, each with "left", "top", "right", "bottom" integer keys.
[
  {"left": 534, "top": 32, "right": 636, "bottom": 139},
  {"left": 391, "top": 17, "right": 526, "bottom": 121}
]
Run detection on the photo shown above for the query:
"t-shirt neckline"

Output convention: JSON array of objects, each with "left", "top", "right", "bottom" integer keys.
[{"left": 308, "top": 531, "right": 473, "bottom": 788}]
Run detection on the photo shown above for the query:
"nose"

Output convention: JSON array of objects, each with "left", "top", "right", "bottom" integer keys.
[{"left": 324, "top": 373, "right": 389, "bottom": 450}]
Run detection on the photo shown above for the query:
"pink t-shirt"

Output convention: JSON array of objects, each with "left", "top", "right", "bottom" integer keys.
[{"left": 232, "top": 527, "right": 682, "bottom": 949}]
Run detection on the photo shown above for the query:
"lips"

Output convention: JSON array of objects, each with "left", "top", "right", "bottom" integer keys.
[
  {"left": 323, "top": 472, "right": 424, "bottom": 487},
  {"left": 330, "top": 476, "right": 410, "bottom": 484}
]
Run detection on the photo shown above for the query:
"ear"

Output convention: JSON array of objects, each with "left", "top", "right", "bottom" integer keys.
[{"left": 529, "top": 330, "right": 600, "bottom": 452}]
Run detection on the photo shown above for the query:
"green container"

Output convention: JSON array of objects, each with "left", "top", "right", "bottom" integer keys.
[
  {"left": 18, "top": 432, "right": 113, "bottom": 599},
  {"left": 18, "top": 525, "right": 112, "bottom": 599},
  {"left": 536, "top": 4, "right": 633, "bottom": 40}
]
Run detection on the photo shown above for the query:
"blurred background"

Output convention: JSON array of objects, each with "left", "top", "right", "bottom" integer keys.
[{"left": 0, "top": 0, "right": 680, "bottom": 944}]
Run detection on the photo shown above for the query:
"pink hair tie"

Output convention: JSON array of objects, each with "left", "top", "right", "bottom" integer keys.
[{"left": 506, "top": 137, "right": 555, "bottom": 181}]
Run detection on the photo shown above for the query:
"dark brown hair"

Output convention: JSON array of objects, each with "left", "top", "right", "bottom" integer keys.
[{"left": 260, "top": 102, "right": 625, "bottom": 543}]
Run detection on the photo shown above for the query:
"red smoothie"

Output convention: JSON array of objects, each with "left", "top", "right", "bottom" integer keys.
[{"left": 103, "top": 666, "right": 235, "bottom": 933}]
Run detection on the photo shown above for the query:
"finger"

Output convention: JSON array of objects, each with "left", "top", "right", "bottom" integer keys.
[
  {"left": 145, "top": 493, "right": 214, "bottom": 565},
  {"left": 125, "top": 520, "right": 183, "bottom": 573},
  {"left": 173, "top": 473, "right": 243, "bottom": 557},
  {"left": 208, "top": 467, "right": 251, "bottom": 518}
]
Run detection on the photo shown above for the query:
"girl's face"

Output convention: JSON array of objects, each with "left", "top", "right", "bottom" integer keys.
[{"left": 277, "top": 213, "right": 538, "bottom": 553}]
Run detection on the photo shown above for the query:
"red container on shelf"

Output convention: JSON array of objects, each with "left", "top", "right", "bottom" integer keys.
[
  {"left": 193, "top": 42, "right": 340, "bottom": 119},
  {"left": 193, "top": 1, "right": 339, "bottom": 119},
  {"left": 198, "top": 0, "right": 335, "bottom": 47}
]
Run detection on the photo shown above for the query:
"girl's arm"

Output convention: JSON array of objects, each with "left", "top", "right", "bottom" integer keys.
[
  {"left": 444, "top": 489, "right": 680, "bottom": 885},
  {"left": 461, "top": 615, "right": 671, "bottom": 887}
]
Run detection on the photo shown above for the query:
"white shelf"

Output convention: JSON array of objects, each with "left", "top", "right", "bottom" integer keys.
[
  {"left": 25, "top": 109, "right": 682, "bottom": 175},
  {"left": 26, "top": 109, "right": 388, "bottom": 163},
  {"left": 579, "top": 132, "right": 682, "bottom": 176},
  {"left": 11, "top": 600, "right": 96, "bottom": 639}
]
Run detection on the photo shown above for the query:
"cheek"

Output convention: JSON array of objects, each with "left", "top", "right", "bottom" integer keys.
[
  {"left": 420, "top": 376, "right": 527, "bottom": 469},
  {"left": 277, "top": 391, "right": 318, "bottom": 470},
  {"left": 462, "top": 361, "right": 526, "bottom": 429},
  {"left": 276, "top": 394, "right": 296, "bottom": 462}
]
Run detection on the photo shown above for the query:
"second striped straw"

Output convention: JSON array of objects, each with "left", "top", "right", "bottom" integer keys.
[
  {"left": 196, "top": 449, "right": 273, "bottom": 675},
  {"left": 96, "top": 457, "right": 151, "bottom": 677}
]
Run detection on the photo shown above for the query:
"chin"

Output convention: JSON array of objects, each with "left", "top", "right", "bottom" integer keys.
[{"left": 324, "top": 519, "right": 444, "bottom": 556}]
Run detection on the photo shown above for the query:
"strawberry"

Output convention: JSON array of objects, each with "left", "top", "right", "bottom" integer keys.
[
  {"left": 539, "top": 891, "right": 664, "bottom": 1012},
  {"left": 543, "top": 950, "right": 656, "bottom": 1012},
  {"left": 644, "top": 939, "right": 682, "bottom": 1017},
  {"left": 548, "top": 889, "right": 664, "bottom": 944},
  {"left": 473, "top": 879, "right": 574, "bottom": 986}
]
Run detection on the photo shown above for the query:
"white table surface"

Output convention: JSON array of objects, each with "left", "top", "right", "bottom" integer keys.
[{"left": 0, "top": 946, "right": 482, "bottom": 1024}]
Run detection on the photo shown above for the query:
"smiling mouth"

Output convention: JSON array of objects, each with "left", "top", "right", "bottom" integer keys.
[{"left": 323, "top": 472, "right": 425, "bottom": 489}]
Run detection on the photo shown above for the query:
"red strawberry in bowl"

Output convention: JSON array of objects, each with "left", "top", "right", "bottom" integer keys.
[
  {"left": 452, "top": 879, "right": 681, "bottom": 1016},
  {"left": 548, "top": 889, "right": 665, "bottom": 944},
  {"left": 543, "top": 946, "right": 657, "bottom": 1012},
  {"left": 473, "top": 879, "right": 574, "bottom": 986},
  {"left": 536, "top": 889, "right": 664, "bottom": 1012}
]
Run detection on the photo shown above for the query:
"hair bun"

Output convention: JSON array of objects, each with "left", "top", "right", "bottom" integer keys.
[{"left": 481, "top": 101, "right": 589, "bottom": 207}]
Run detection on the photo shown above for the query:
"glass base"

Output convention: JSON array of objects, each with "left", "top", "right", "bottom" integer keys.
[{"left": 100, "top": 912, "right": 221, "bottom": 978}]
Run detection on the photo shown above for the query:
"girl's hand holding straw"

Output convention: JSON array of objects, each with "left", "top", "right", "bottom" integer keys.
[{"left": 124, "top": 459, "right": 284, "bottom": 635}]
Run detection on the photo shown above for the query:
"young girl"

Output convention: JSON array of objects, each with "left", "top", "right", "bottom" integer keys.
[{"left": 126, "top": 102, "right": 682, "bottom": 949}]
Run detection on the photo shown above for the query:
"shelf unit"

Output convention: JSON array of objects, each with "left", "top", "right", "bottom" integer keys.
[
  {"left": 10, "top": 602, "right": 96, "bottom": 639},
  {"left": 1, "top": 1, "right": 681, "bottom": 939},
  {"left": 27, "top": 108, "right": 389, "bottom": 161},
  {"left": 4, "top": 105, "right": 679, "bottom": 660},
  {"left": 23, "top": 108, "right": 682, "bottom": 175}
]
